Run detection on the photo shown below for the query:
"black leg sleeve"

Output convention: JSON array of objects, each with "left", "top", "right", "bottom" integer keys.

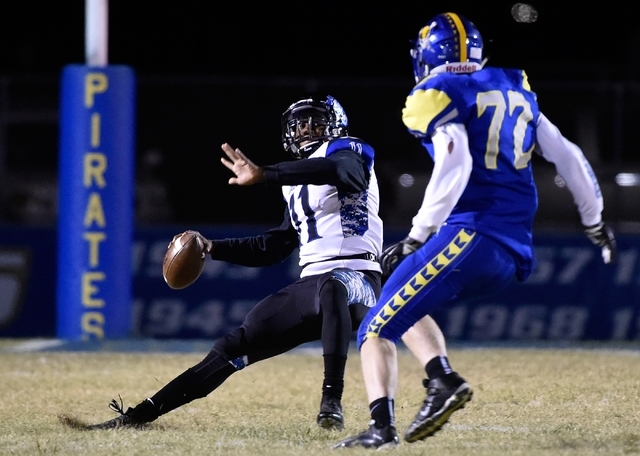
[
  {"left": 318, "top": 279, "right": 350, "bottom": 399},
  {"left": 147, "top": 350, "right": 237, "bottom": 417}
]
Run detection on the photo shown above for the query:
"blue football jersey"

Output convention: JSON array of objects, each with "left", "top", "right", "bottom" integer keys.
[{"left": 402, "top": 67, "right": 540, "bottom": 280}]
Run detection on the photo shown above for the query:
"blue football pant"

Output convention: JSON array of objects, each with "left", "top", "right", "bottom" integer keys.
[{"left": 357, "top": 226, "right": 517, "bottom": 347}]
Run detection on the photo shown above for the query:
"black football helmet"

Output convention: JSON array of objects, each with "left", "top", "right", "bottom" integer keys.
[{"left": 281, "top": 94, "right": 349, "bottom": 159}]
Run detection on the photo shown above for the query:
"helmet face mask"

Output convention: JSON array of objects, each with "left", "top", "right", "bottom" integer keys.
[
  {"left": 410, "top": 12, "right": 484, "bottom": 83},
  {"left": 281, "top": 95, "right": 348, "bottom": 159}
]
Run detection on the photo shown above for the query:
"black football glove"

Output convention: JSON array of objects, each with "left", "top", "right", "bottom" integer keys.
[
  {"left": 585, "top": 222, "right": 617, "bottom": 264},
  {"left": 379, "top": 236, "right": 424, "bottom": 278}
]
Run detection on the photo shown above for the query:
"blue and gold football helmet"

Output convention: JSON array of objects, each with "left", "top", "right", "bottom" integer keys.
[
  {"left": 281, "top": 95, "right": 348, "bottom": 159},
  {"left": 410, "top": 12, "right": 484, "bottom": 83}
]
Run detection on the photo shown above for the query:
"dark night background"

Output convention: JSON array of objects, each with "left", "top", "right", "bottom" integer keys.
[
  {"left": 3, "top": 1, "right": 638, "bottom": 79},
  {"left": 0, "top": 1, "right": 638, "bottom": 229}
]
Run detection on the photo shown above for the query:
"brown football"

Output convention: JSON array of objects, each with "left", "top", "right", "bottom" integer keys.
[{"left": 162, "top": 230, "right": 206, "bottom": 289}]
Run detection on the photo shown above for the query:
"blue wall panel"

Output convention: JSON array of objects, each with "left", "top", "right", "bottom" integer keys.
[{"left": 1, "top": 225, "right": 639, "bottom": 341}]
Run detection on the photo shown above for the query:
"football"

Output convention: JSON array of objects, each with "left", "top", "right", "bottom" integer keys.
[{"left": 162, "top": 230, "right": 206, "bottom": 289}]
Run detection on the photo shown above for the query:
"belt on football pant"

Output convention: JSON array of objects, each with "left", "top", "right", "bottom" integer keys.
[{"left": 301, "top": 252, "right": 378, "bottom": 269}]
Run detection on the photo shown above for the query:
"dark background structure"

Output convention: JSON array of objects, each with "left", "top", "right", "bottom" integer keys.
[{"left": 0, "top": 0, "right": 638, "bottom": 229}]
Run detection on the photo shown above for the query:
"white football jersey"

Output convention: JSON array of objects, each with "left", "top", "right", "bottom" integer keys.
[{"left": 282, "top": 137, "right": 383, "bottom": 277}]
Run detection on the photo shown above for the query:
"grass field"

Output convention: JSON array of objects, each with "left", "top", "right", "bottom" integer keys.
[{"left": 1, "top": 339, "right": 640, "bottom": 455}]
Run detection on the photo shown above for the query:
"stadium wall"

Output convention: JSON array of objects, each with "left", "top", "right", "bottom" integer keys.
[{"left": 1, "top": 225, "right": 639, "bottom": 341}]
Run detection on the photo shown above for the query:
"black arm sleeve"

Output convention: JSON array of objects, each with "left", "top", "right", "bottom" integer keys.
[
  {"left": 261, "top": 150, "right": 369, "bottom": 193},
  {"left": 210, "top": 206, "right": 299, "bottom": 267}
]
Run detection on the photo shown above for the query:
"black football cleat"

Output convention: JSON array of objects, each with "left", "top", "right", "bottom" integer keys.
[
  {"left": 404, "top": 372, "right": 473, "bottom": 443},
  {"left": 85, "top": 396, "right": 156, "bottom": 430},
  {"left": 333, "top": 421, "right": 399, "bottom": 449},
  {"left": 317, "top": 396, "right": 344, "bottom": 430},
  {"left": 85, "top": 412, "right": 137, "bottom": 430}
]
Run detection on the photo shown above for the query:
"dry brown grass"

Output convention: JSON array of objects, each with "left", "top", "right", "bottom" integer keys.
[{"left": 1, "top": 340, "right": 640, "bottom": 455}]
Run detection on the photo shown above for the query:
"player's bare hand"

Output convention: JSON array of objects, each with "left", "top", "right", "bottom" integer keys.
[
  {"left": 189, "top": 230, "right": 214, "bottom": 255},
  {"left": 220, "top": 143, "right": 265, "bottom": 185},
  {"left": 169, "top": 230, "right": 213, "bottom": 255}
]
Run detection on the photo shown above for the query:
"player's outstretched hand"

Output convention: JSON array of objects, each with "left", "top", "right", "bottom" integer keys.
[
  {"left": 380, "top": 236, "right": 424, "bottom": 278},
  {"left": 220, "top": 143, "right": 265, "bottom": 185},
  {"left": 585, "top": 222, "right": 617, "bottom": 264}
]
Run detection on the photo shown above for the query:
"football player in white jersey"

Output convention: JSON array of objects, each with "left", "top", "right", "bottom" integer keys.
[{"left": 84, "top": 95, "right": 383, "bottom": 432}]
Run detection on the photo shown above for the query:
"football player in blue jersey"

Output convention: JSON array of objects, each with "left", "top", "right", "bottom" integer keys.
[
  {"left": 83, "top": 95, "right": 384, "bottom": 432},
  {"left": 335, "top": 12, "right": 616, "bottom": 449}
]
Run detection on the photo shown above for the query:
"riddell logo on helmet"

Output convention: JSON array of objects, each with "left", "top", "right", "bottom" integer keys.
[{"left": 445, "top": 64, "right": 476, "bottom": 73}]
